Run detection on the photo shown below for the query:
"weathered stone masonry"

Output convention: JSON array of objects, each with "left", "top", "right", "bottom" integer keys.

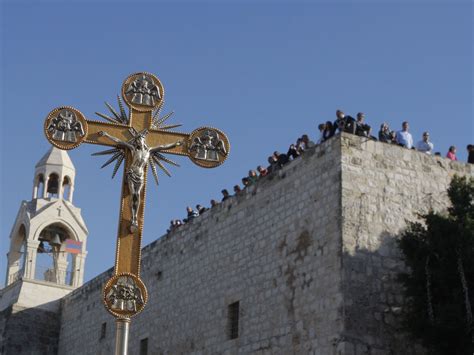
[
  {"left": 339, "top": 135, "right": 472, "bottom": 354},
  {"left": 56, "top": 134, "right": 472, "bottom": 354}
]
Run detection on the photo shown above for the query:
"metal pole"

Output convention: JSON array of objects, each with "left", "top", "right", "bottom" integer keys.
[{"left": 115, "top": 318, "right": 130, "bottom": 355}]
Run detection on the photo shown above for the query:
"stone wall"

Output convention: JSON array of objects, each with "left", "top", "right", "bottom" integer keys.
[
  {"left": 339, "top": 134, "right": 473, "bottom": 354},
  {"left": 58, "top": 136, "right": 344, "bottom": 355},
  {"left": 0, "top": 279, "right": 75, "bottom": 355},
  {"left": 0, "top": 304, "right": 60, "bottom": 355},
  {"left": 57, "top": 269, "right": 114, "bottom": 355},
  {"left": 56, "top": 133, "right": 473, "bottom": 355}
]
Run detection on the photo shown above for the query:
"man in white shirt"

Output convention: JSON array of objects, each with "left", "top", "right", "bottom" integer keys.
[
  {"left": 396, "top": 121, "right": 413, "bottom": 149},
  {"left": 416, "top": 132, "right": 434, "bottom": 154}
]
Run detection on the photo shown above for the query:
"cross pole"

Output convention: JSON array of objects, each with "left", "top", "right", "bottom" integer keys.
[{"left": 43, "top": 72, "right": 230, "bottom": 355}]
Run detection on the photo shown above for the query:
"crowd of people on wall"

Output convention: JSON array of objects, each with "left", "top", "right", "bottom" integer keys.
[{"left": 167, "top": 110, "right": 474, "bottom": 233}]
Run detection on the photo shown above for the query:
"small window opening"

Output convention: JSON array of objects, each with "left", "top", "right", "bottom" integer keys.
[
  {"left": 139, "top": 337, "right": 148, "bottom": 355},
  {"left": 37, "top": 175, "right": 45, "bottom": 198},
  {"left": 99, "top": 322, "right": 107, "bottom": 340},
  {"left": 227, "top": 301, "right": 240, "bottom": 340},
  {"left": 62, "top": 176, "right": 71, "bottom": 200}
]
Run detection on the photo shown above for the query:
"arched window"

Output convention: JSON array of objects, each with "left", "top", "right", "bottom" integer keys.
[
  {"left": 37, "top": 174, "right": 45, "bottom": 198},
  {"left": 62, "top": 176, "right": 71, "bottom": 200},
  {"left": 47, "top": 173, "right": 59, "bottom": 198},
  {"left": 18, "top": 225, "right": 26, "bottom": 272},
  {"left": 37, "top": 223, "right": 71, "bottom": 285}
]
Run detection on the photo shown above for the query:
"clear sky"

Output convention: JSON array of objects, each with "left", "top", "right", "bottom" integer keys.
[{"left": 1, "top": 1, "right": 472, "bottom": 287}]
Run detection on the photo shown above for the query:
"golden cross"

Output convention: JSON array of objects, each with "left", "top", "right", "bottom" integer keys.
[{"left": 43, "top": 72, "right": 230, "bottom": 321}]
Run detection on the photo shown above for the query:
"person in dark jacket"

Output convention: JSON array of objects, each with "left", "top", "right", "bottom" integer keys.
[
  {"left": 333, "top": 110, "right": 356, "bottom": 135},
  {"left": 273, "top": 151, "right": 289, "bottom": 168},
  {"left": 196, "top": 204, "right": 207, "bottom": 215},
  {"left": 378, "top": 123, "right": 392, "bottom": 143},
  {"left": 287, "top": 144, "right": 300, "bottom": 160},
  {"left": 267, "top": 155, "right": 278, "bottom": 173},
  {"left": 467, "top": 144, "right": 474, "bottom": 164},
  {"left": 323, "top": 121, "right": 334, "bottom": 141},
  {"left": 355, "top": 112, "right": 371, "bottom": 137},
  {"left": 221, "top": 189, "right": 230, "bottom": 201}
]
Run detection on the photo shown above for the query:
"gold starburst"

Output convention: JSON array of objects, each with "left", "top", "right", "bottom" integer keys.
[{"left": 92, "top": 96, "right": 181, "bottom": 184}]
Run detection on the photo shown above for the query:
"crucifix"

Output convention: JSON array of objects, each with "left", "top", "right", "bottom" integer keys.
[{"left": 43, "top": 72, "right": 230, "bottom": 355}]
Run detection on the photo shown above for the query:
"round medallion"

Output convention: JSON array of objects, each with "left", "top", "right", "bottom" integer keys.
[
  {"left": 121, "top": 72, "right": 164, "bottom": 112},
  {"left": 103, "top": 273, "right": 148, "bottom": 318},
  {"left": 44, "top": 107, "right": 88, "bottom": 150},
  {"left": 187, "top": 127, "right": 230, "bottom": 168}
]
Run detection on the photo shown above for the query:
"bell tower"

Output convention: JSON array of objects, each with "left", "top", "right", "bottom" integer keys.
[
  {"left": 4, "top": 146, "right": 88, "bottom": 288},
  {"left": 0, "top": 147, "right": 89, "bottom": 354}
]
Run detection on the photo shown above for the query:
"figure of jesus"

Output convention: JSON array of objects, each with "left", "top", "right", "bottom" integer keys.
[{"left": 98, "top": 130, "right": 182, "bottom": 232}]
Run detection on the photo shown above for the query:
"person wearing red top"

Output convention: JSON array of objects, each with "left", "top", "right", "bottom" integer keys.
[
  {"left": 257, "top": 165, "right": 268, "bottom": 177},
  {"left": 446, "top": 146, "right": 457, "bottom": 161}
]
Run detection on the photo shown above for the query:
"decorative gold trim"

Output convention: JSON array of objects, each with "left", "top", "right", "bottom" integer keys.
[{"left": 114, "top": 163, "right": 127, "bottom": 274}]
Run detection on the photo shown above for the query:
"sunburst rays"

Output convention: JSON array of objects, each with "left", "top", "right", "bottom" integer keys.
[
  {"left": 92, "top": 98, "right": 181, "bottom": 184},
  {"left": 95, "top": 96, "right": 129, "bottom": 125}
]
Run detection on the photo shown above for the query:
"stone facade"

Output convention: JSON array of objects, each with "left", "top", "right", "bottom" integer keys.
[
  {"left": 4, "top": 134, "right": 474, "bottom": 354},
  {"left": 0, "top": 304, "right": 61, "bottom": 355},
  {"left": 59, "top": 135, "right": 344, "bottom": 355},
  {"left": 57, "top": 134, "right": 473, "bottom": 354},
  {"left": 337, "top": 135, "right": 472, "bottom": 354},
  {"left": 0, "top": 279, "right": 75, "bottom": 354}
]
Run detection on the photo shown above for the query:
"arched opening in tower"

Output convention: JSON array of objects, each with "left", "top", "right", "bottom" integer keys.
[
  {"left": 47, "top": 173, "right": 60, "bottom": 198},
  {"left": 62, "top": 176, "right": 71, "bottom": 201},
  {"left": 37, "top": 223, "right": 78, "bottom": 286},
  {"left": 36, "top": 174, "right": 45, "bottom": 198}
]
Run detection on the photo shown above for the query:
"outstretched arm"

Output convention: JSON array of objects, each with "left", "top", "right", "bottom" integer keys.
[
  {"left": 150, "top": 140, "right": 183, "bottom": 153},
  {"left": 98, "top": 131, "right": 134, "bottom": 150}
]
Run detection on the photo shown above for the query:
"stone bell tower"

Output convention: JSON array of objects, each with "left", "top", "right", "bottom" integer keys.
[
  {"left": 0, "top": 147, "right": 88, "bottom": 354},
  {"left": 5, "top": 146, "right": 88, "bottom": 288}
]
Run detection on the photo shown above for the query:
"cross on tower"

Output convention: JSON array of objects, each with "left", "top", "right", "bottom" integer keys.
[{"left": 43, "top": 72, "right": 230, "bottom": 352}]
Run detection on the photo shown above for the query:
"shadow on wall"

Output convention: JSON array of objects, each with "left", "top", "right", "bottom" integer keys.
[
  {"left": 0, "top": 300, "right": 61, "bottom": 355},
  {"left": 337, "top": 232, "right": 426, "bottom": 355}
]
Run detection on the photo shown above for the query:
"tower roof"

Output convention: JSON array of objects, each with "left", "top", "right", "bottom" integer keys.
[{"left": 35, "top": 146, "right": 75, "bottom": 170}]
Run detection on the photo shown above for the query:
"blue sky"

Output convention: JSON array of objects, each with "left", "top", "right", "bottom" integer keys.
[{"left": 1, "top": 1, "right": 472, "bottom": 286}]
